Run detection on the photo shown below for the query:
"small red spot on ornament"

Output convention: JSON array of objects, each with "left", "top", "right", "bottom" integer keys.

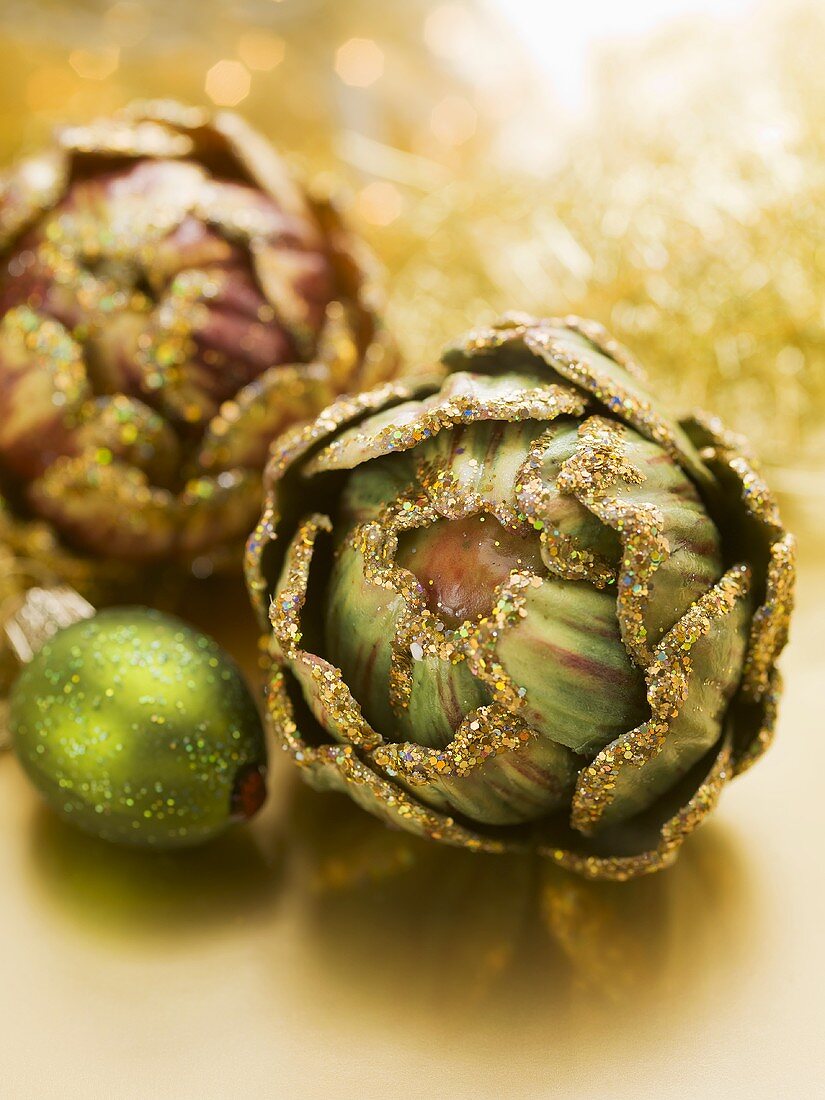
[{"left": 230, "top": 764, "right": 267, "bottom": 820}]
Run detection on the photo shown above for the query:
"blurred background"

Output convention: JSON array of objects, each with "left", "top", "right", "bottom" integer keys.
[
  {"left": 2, "top": 0, "right": 824, "bottom": 487},
  {"left": 1, "top": 3, "right": 824, "bottom": 1098}
]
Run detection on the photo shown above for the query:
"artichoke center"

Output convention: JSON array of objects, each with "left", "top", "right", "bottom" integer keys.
[{"left": 395, "top": 514, "right": 544, "bottom": 627}]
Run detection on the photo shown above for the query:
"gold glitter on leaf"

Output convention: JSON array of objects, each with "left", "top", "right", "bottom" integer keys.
[
  {"left": 741, "top": 534, "right": 796, "bottom": 701},
  {"left": 265, "top": 666, "right": 509, "bottom": 854},
  {"left": 539, "top": 739, "right": 733, "bottom": 882},
  {"left": 514, "top": 429, "right": 616, "bottom": 589},
  {"left": 735, "top": 669, "right": 782, "bottom": 776},
  {"left": 302, "top": 373, "right": 585, "bottom": 475},
  {"left": 370, "top": 703, "right": 536, "bottom": 785},
  {"left": 571, "top": 564, "right": 751, "bottom": 835},
  {"left": 555, "top": 416, "right": 669, "bottom": 668},
  {"left": 269, "top": 515, "right": 383, "bottom": 751}
]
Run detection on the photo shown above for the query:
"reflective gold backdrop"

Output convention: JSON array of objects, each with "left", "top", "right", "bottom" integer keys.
[{"left": 0, "top": 1, "right": 822, "bottom": 1096}]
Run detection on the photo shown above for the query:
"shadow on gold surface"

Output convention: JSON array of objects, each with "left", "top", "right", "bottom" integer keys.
[
  {"left": 22, "top": 758, "right": 755, "bottom": 1028},
  {"left": 281, "top": 778, "right": 756, "bottom": 1027},
  {"left": 27, "top": 803, "right": 285, "bottom": 942}
]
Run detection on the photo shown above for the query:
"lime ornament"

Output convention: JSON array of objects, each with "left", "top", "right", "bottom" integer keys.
[{"left": 9, "top": 608, "right": 267, "bottom": 848}]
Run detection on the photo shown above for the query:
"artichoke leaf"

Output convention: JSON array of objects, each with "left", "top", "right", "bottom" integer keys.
[
  {"left": 369, "top": 703, "right": 580, "bottom": 826},
  {"left": 28, "top": 456, "right": 176, "bottom": 561},
  {"left": 197, "top": 361, "right": 338, "bottom": 474},
  {"left": 572, "top": 564, "right": 752, "bottom": 834},
  {"left": 302, "top": 371, "right": 586, "bottom": 475}
]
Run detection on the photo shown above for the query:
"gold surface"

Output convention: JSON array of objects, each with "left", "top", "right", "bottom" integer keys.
[{"left": 0, "top": 500, "right": 821, "bottom": 1097}]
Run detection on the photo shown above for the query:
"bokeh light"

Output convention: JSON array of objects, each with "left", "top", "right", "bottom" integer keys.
[
  {"left": 335, "top": 38, "right": 385, "bottom": 88},
  {"left": 68, "top": 47, "right": 121, "bottom": 81},
  {"left": 204, "top": 59, "right": 251, "bottom": 106},
  {"left": 355, "top": 180, "right": 405, "bottom": 226},
  {"left": 236, "top": 32, "right": 285, "bottom": 72},
  {"left": 430, "top": 95, "right": 477, "bottom": 146}
]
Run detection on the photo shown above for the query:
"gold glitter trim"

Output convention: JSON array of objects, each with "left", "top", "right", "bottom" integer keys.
[
  {"left": 687, "top": 409, "right": 759, "bottom": 465},
  {"left": 269, "top": 513, "right": 331, "bottom": 662},
  {"left": 556, "top": 417, "right": 644, "bottom": 495},
  {"left": 525, "top": 328, "right": 683, "bottom": 466},
  {"left": 683, "top": 409, "right": 795, "bottom": 762},
  {"left": 418, "top": 460, "right": 523, "bottom": 529},
  {"left": 727, "top": 456, "right": 783, "bottom": 530},
  {"left": 556, "top": 416, "right": 669, "bottom": 667},
  {"left": 539, "top": 739, "right": 733, "bottom": 882},
  {"left": 265, "top": 667, "right": 510, "bottom": 854},
  {"left": 688, "top": 409, "right": 782, "bottom": 530},
  {"left": 571, "top": 564, "right": 751, "bottom": 835},
  {"left": 246, "top": 378, "right": 440, "bottom": 625},
  {"left": 269, "top": 516, "right": 382, "bottom": 751},
  {"left": 245, "top": 502, "right": 277, "bottom": 625},
  {"left": 449, "top": 315, "right": 681, "bottom": 462},
  {"left": 514, "top": 430, "right": 616, "bottom": 589},
  {"left": 302, "top": 376, "right": 586, "bottom": 475},
  {"left": 561, "top": 314, "right": 648, "bottom": 382},
  {"left": 462, "top": 572, "right": 538, "bottom": 711},
  {"left": 369, "top": 703, "right": 535, "bottom": 785},
  {"left": 735, "top": 669, "right": 782, "bottom": 776},
  {"left": 741, "top": 534, "right": 796, "bottom": 700},
  {"left": 263, "top": 378, "right": 435, "bottom": 484}
]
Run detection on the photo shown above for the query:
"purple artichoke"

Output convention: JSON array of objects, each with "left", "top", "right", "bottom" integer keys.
[
  {"left": 247, "top": 314, "right": 795, "bottom": 880},
  {"left": 0, "top": 100, "right": 397, "bottom": 584}
]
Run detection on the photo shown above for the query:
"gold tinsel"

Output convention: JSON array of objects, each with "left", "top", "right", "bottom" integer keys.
[
  {"left": 374, "top": 3, "right": 825, "bottom": 477},
  {"left": 0, "top": 0, "right": 823, "bottom": 478}
]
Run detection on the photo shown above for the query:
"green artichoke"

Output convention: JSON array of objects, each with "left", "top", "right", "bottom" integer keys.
[
  {"left": 0, "top": 99, "right": 397, "bottom": 588},
  {"left": 246, "top": 315, "right": 795, "bottom": 880}
]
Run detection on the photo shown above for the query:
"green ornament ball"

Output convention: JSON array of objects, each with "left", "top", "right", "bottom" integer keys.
[{"left": 9, "top": 608, "right": 267, "bottom": 849}]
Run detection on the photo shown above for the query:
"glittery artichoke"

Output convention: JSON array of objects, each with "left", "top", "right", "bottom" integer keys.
[
  {"left": 0, "top": 100, "right": 397, "bottom": 583},
  {"left": 247, "top": 315, "right": 795, "bottom": 880}
]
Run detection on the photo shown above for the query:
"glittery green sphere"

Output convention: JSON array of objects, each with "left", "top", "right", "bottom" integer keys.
[{"left": 9, "top": 608, "right": 267, "bottom": 848}]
